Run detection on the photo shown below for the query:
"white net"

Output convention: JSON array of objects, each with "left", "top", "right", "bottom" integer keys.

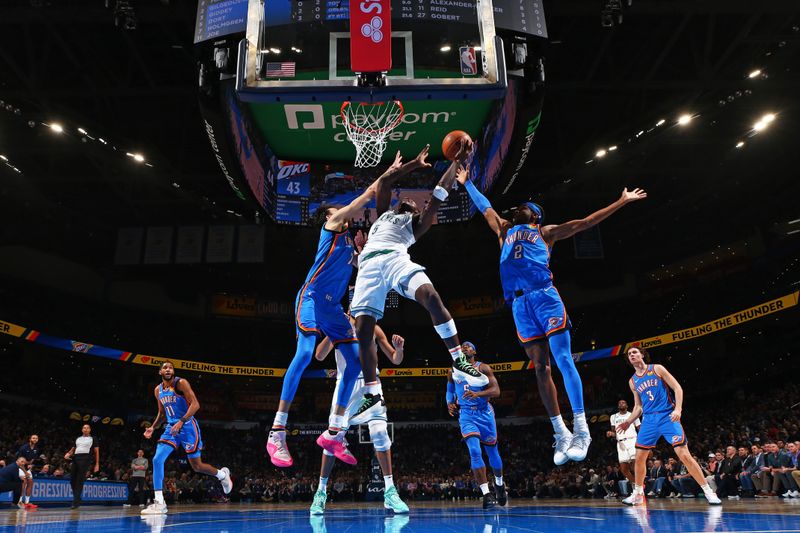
[{"left": 341, "top": 100, "right": 404, "bottom": 168}]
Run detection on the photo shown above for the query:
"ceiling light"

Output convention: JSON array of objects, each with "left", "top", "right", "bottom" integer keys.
[
  {"left": 78, "top": 127, "right": 87, "bottom": 135},
  {"left": 753, "top": 120, "right": 767, "bottom": 132},
  {"left": 608, "top": 145, "right": 617, "bottom": 151},
  {"left": 787, "top": 229, "right": 800, "bottom": 235},
  {"left": 133, "top": 153, "right": 145, "bottom": 162},
  {"left": 269, "top": 48, "right": 281, "bottom": 54},
  {"left": 677, "top": 114, "right": 692, "bottom": 126},
  {"left": 761, "top": 113, "right": 775, "bottom": 123},
  {"left": 474, "top": 46, "right": 482, "bottom": 51},
  {"left": 748, "top": 69, "right": 762, "bottom": 78},
  {"left": 656, "top": 119, "right": 665, "bottom": 127},
  {"left": 99, "top": 138, "right": 107, "bottom": 144},
  {"left": 440, "top": 45, "right": 452, "bottom": 52},
  {"left": 595, "top": 149, "right": 607, "bottom": 158},
  {"left": 49, "top": 123, "right": 64, "bottom": 133},
  {"left": 788, "top": 218, "right": 800, "bottom": 225},
  {"left": 736, "top": 141, "right": 745, "bottom": 148},
  {"left": 0, "top": 155, "right": 6, "bottom": 161}
]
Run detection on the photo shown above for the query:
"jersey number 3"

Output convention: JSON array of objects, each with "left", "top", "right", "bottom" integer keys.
[
  {"left": 645, "top": 390, "right": 654, "bottom": 402},
  {"left": 513, "top": 243, "right": 524, "bottom": 259}
]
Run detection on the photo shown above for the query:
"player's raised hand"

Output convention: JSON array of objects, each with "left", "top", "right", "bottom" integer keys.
[
  {"left": 392, "top": 335, "right": 405, "bottom": 351},
  {"left": 387, "top": 150, "right": 403, "bottom": 173},
  {"left": 354, "top": 229, "right": 367, "bottom": 253},
  {"left": 409, "top": 144, "right": 431, "bottom": 170},
  {"left": 670, "top": 408, "right": 682, "bottom": 422},
  {"left": 620, "top": 187, "right": 647, "bottom": 203},
  {"left": 143, "top": 426, "right": 154, "bottom": 439},
  {"left": 455, "top": 165, "right": 469, "bottom": 186},
  {"left": 454, "top": 138, "right": 473, "bottom": 163}
]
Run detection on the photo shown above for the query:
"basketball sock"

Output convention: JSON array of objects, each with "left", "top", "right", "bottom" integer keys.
[
  {"left": 319, "top": 477, "right": 328, "bottom": 492},
  {"left": 700, "top": 483, "right": 713, "bottom": 493},
  {"left": 573, "top": 412, "right": 589, "bottom": 435},
  {"left": 548, "top": 331, "right": 585, "bottom": 413},
  {"left": 549, "top": 415, "right": 570, "bottom": 436},
  {"left": 494, "top": 476, "right": 504, "bottom": 487},
  {"left": 154, "top": 490, "right": 165, "bottom": 505},
  {"left": 448, "top": 346, "right": 464, "bottom": 362},
  {"left": 365, "top": 382, "right": 381, "bottom": 396},
  {"left": 215, "top": 469, "right": 226, "bottom": 480},
  {"left": 23, "top": 495, "right": 30, "bottom": 504},
  {"left": 384, "top": 475, "right": 395, "bottom": 490},
  {"left": 272, "top": 411, "right": 288, "bottom": 431},
  {"left": 328, "top": 414, "right": 346, "bottom": 435},
  {"left": 634, "top": 484, "right": 644, "bottom": 495},
  {"left": 480, "top": 483, "right": 490, "bottom": 495}
]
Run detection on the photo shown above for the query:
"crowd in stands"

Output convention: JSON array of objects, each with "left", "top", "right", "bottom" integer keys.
[{"left": 2, "top": 381, "right": 798, "bottom": 507}]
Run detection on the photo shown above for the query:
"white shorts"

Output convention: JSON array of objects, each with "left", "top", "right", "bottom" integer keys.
[
  {"left": 330, "top": 377, "right": 387, "bottom": 426},
  {"left": 617, "top": 438, "right": 637, "bottom": 463},
  {"left": 351, "top": 251, "right": 430, "bottom": 319}
]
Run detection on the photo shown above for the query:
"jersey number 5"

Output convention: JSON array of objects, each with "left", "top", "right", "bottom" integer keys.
[{"left": 513, "top": 243, "right": 524, "bottom": 259}]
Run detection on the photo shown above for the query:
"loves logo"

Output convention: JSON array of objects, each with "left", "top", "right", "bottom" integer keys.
[
  {"left": 385, "top": 369, "right": 395, "bottom": 376},
  {"left": 141, "top": 356, "right": 151, "bottom": 364}
]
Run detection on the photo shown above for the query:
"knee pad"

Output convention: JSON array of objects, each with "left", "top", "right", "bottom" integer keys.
[{"left": 368, "top": 420, "right": 391, "bottom": 452}]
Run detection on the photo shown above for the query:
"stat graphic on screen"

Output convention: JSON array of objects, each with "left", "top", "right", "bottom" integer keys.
[{"left": 194, "top": 0, "right": 249, "bottom": 43}]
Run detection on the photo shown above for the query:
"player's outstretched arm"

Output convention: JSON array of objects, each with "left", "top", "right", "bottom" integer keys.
[
  {"left": 375, "top": 146, "right": 431, "bottom": 216},
  {"left": 617, "top": 379, "right": 643, "bottom": 432},
  {"left": 542, "top": 187, "right": 647, "bottom": 244},
  {"left": 144, "top": 385, "right": 165, "bottom": 439},
  {"left": 325, "top": 182, "right": 378, "bottom": 231},
  {"left": 375, "top": 325, "right": 404, "bottom": 365},
  {"left": 446, "top": 369, "right": 459, "bottom": 417},
  {"left": 463, "top": 364, "right": 500, "bottom": 399},
  {"left": 455, "top": 168, "right": 509, "bottom": 243},
  {"left": 314, "top": 336, "right": 334, "bottom": 361},
  {"left": 412, "top": 142, "right": 470, "bottom": 239},
  {"left": 654, "top": 364, "right": 683, "bottom": 422}
]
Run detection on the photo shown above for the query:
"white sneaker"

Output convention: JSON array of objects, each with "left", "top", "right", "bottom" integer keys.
[
  {"left": 622, "top": 493, "right": 645, "bottom": 506},
  {"left": 566, "top": 432, "right": 591, "bottom": 462},
  {"left": 267, "top": 430, "right": 293, "bottom": 468},
  {"left": 123, "top": 503, "right": 131, "bottom": 507},
  {"left": 141, "top": 502, "right": 168, "bottom": 515},
  {"left": 553, "top": 433, "right": 573, "bottom": 466},
  {"left": 220, "top": 467, "right": 233, "bottom": 494},
  {"left": 727, "top": 495, "right": 740, "bottom": 500},
  {"left": 647, "top": 491, "right": 655, "bottom": 496},
  {"left": 704, "top": 491, "right": 722, "bottom": 505},
  {"left": 790, "top": 490, "right": 800, "bottom": 498}
]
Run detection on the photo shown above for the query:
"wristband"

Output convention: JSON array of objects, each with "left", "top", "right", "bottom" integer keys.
[
  {"left": 179, "top": 417, "right": 189, "bottom": 423},
  {"left": 433, "top": 186, "right": 449, "bottom": 201}
]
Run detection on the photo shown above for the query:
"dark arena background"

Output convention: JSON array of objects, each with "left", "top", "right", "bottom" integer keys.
[{"left": 1, "top": 0, "right": 799, "bottom": 532}]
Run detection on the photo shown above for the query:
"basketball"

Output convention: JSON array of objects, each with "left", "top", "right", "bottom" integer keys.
[{"left": 442, "top": 130, "right": 472, "bottom": 160}]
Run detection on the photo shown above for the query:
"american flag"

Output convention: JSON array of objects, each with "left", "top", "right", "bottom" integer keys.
[{"left": 265, "top": 62, "right": 296, "bottom": 78}]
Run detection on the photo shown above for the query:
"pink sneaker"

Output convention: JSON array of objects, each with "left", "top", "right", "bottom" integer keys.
[
  {"left": 267, "top": 430, "right": 293, "bottom": 467},
  {"left": 316, "top": 431, "right": 357, "bottom": 465}
]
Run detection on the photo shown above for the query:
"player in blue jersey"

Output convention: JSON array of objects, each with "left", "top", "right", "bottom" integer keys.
[
  {"left": 268, "top": 158, "right": 408, "bottom": 468},
  {"left": 141, "top": 361, "right": 232, "bottom": 515},
  {"left": 457, "top": 170, "right": 646, "bottom": 464},
  {"left": 446, "top": 342, "right": 506, "bottom": 509},
  {"left": 617, "top": 346, "right": 721, "bottom": 506}
]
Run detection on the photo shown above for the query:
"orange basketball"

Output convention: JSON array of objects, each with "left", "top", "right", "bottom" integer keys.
[{"left": 441, "top": 130, "right": 472, "bottom": 160}]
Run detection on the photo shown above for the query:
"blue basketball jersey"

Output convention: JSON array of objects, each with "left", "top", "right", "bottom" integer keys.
[
  {"left": 301, "top": 227, "right": 354, "bottom": 300},
  {"left": 159, "top": 377, "right": 191, "bottom": 425},
  {"left": 499, "top": 224, "right": 553, "bottom": 301},
  {"left": 454, "top": 361, "right": 490, "bottom": 409},
  {"left": 632, "top": 365, "right": 675, "bottom": 414}
]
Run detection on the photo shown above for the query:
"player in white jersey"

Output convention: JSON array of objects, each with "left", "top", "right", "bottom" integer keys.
[
  {"left": 349, "top": 143, "right": 489, "bottom": 422},
  {"left": 310, "top": 317, "right": 408, "bottom": 515},
  {"left": 608, "top": 399, "right": 640, "bottom": 493}
]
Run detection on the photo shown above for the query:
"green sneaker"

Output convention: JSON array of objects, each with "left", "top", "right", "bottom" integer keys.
[
  {"left": 310, "top": 490, "right": 327, "bottom": 515},
  {"left": 383, "top": 486, "right": 409, "bottom": 514}
]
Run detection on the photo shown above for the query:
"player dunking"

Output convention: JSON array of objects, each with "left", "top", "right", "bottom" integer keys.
[
  {"left": 267, "top": 169, "right": 395, "bottom": 468},
  {"left": 618, "top": 347, "right": 721, "bottom": 506},
  {"left": 349, "top": 144, "right": 489, "bottom": 423},
  {"left": 608, "top": 400, "right": 640, "bottom": 490},
  {"left": 458, "top": 171, "right": 646, "bottom": 464},
  {"left": 446, "top": 342, "right": 506, "bottom": 509},
  {"left": 310, "top": 316, "right": 409, "bottom": 515},
  {"left": 141, "top": 362, "right": 232, "bottom": 515}
]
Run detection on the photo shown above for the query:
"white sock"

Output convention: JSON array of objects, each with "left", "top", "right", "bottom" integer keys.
[
  {"left": 384, "top": 475, "right": 395, "bottom": 490},
  {"left": 154, "top": 490, "right": 165, "bottom": 504},
  {"left": 365, "top": 382, "right": 381, "bottom": 395},
  {"left": 701, "top": 484, "right": 713, "bottom": 493},
  {"left": 215, "top": 469, "right": 226, "bottom": 480},
  {"left": 448, "top": 346, "right": 464, "bottom": 361},
  {"left": 24, "top": 495, "right": 30, "bottom": 504},
  {"left": 634, "top": 484, "right": 644, "bottom": 495},
  {"left": 573, "top": 412, "right": 588, "bottom": 434},
  {"left": 550, "top": 415, "right": 570, "bottom": 436},
  {"left": 319, "top": 477, "right": 328, "bottom": 492},
  {"left": 272, "top": 411, "right": 288, "bottom": 429},
  {"left": 329, "top": 414, "right": 346, "bottom": 431},
  {"left": 494, "top": 476, "right": 503, "bottom": 487},
  {"left": 480, "top": 483, "right": 490, "bottom": 495}
]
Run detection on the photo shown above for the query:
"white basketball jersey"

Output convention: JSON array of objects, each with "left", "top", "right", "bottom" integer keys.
[
  {"left": 610, "top": 412, "right": 640, "bottom": 441},
  {"left": 362, "top": 211, "right": 415, "bottom": 255}
]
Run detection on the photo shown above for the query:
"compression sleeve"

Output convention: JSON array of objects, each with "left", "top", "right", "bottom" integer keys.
[
  {"left": 446, "top": 380, "right": 456, "bottom": 404},
  {"left": 463, "top": 179, "right": 493, "bottom": 214}
]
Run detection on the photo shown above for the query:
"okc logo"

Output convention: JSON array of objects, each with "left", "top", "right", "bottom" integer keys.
[
  {"left": 671, "top": 435, "right": 681, "bottom": 443},
  {"left": 361, "top": 16, "right": 384, "bottom": 43},
  {"left": 70, "top": 341, "right": 93, "bottom": 353},
  {"left": 547, "top": 317, "right": 563, "bottom": 328}
]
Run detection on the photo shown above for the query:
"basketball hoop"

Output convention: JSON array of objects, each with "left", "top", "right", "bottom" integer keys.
[{"left": 341, "top": 100, "right": 404, "bottom": 168}]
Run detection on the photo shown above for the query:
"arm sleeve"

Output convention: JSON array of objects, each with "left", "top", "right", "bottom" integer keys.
[
  {"left": 463, "top": 179, "right": 493, "bottom": 214},
  {"left": 446, "top": 381, "right": 456, "bottom": 404}
]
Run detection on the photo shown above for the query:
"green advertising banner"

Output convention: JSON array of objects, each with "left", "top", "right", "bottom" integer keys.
[{"left": 247, "top": 99, "right": 493, "bottom": 162}]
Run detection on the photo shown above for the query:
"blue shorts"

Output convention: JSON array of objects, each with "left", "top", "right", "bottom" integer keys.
[
  {"left": 459, "top": 405, "right": 498, "bottom": 445},
  {"left": 635, "top": 411, "right": 687, "bottom": 449},
  {"left": 158, "top": 418, "right": 204, "bottom": 459},
  {"left": 294, "top": 290, "right": 357, "bottom": 344},
  {"left": 511, "top": 284, "right": 571, "bottom": 343}
]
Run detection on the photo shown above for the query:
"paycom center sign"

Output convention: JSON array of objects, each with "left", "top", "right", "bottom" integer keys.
[{"left": 247, "top": 100, "right": 493, "bottom": 162}]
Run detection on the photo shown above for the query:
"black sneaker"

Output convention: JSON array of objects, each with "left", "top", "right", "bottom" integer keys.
[
  {"left": 494, "top": 485, "right": 507, "bottom": 506},
  {"left": 349, "top": 393, "right": 386, "bottom": 425},
  {"left": 482, "top": 493, "right": 498, "bottom": 509},
  {"left": 452, "top": 355, "right": 489, "bottom": 387}
]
